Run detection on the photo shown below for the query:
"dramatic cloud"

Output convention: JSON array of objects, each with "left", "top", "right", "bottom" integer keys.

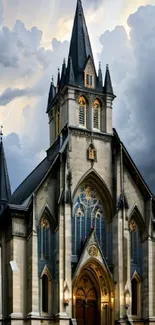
[
  {"left": 2, "top": 1, "right": 155, "bottom": 196},
  {"left": 99, "top": 4, "right": 155, "bottom": 193}
]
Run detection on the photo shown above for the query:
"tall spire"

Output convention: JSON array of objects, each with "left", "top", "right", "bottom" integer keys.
[
  {"left": 69, "top": 0, "right": 95, "bottom": 78},
  {"left": 0, "top": 127, "right": 11, "bottom": 213}
]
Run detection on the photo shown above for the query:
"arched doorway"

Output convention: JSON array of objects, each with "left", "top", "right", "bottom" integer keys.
[
  {"left": 73, "top": 261, "right": 114, "bottom": 325},
  {"left": 75, "top": 275, "right": 99, "bottom": 325}
]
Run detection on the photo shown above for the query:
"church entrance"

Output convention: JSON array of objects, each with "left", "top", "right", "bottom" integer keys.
[
  {"left": 73, "top": 261, "right": 114, "bottom": 325},
  {"left": 75, "top": 276, "right": 98, "bottom": 325}
]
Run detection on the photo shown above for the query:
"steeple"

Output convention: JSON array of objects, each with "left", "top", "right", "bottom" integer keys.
[
  {"left": 104, "top": 64, "right": 115, "bottom": 97},
  {"left": 0, "top": 127, "right": 11, "bottom": 213},
  {"left": 69, "top": 0, "right": 96, "bottom": 82}
]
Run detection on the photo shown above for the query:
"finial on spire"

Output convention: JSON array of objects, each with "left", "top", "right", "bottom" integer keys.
[
  {"left": 99, "top": 61, "right": 101, "bottom": 70},
  {"left": 106, "top": 64, "right": 109, "bottom": 69},
  {"left": 52, "top": 75, "right": 54, "bottom": 83},
  {"left": 0, "top": 125, "right": 3, "bottom": 142}
]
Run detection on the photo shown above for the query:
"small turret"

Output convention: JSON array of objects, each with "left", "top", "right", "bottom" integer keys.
[
  {"left": 104, "top": 65, "right": 116, "bottom": 134},
  {"left": 98, "top": 62, "right": 103, "bottom": 90},
  {"left": 57, "top": 67, "right": 61, "bottom": 90},
  {"left": 104, "top": 64, "right": 115, "bottom": 97},
  {"left": 60, "top": 59, "right": 67, "bottom": 88},
  {"left": 66, "top": 57, "right": 75, "bottom": 86},
  {"left": 47, "top": 76, "right": 56, "bottom": 113}
]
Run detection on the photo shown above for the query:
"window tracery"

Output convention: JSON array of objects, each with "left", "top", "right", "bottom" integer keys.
[
  {"left": 78, "top": 96, "right": 87, "bottom": 127},
  {"left": 72, "top": 185, "right": 106, "bottom": 256},
  {"left": 93, "top": 99, "right": 101, "bottom": 130},
  {"left": 129, "top": 219, "right": 140, "bottom": 264},
  {"left": 39, "top": 216, "right": 51, "bottom": 260}
]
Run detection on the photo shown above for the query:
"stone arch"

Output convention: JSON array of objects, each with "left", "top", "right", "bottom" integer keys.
[
  {"left": 131, "top": 270, "right": 141, "bottom": 317},
  {"left": 77, "top": 93, "right": 89, "bottom": 105},
  {"left": 73, "top": 259, "right": 115, "bottom": 325},
  {"left": 40, "top": 265, "right": 52, "bottom": 315},
  {"left": 128, "top": 204, "right": 147, "bottom": 240},
  {"left": 38, "top": 204, "right": 55, "bottom": 231},
  {"left": 72, "top": 168, "right": 113, "bottom": 222},
  {"left": 40, "top": 264, "right": 52, "bottom": 281},
  {"left": 93, "top": 97, "right": 103, "bottom": 108}
]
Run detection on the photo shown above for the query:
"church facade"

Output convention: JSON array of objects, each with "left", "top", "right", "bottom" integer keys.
[{"left": 0, "top": 1, "right": 155, "bottom": 324}]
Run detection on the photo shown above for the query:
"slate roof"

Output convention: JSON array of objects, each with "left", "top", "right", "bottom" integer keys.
[
  {"left": 9, "top": 156, "right": 54, "bottom": 205},
  {"left": 69, "top": 0, "right": 95, "bottom": 76},
  {"left": 104, "top": 65, "right": 115, "bottom": 97},
  {"left": 47, "top": 78, "right": 56, "bottom": 113},
  {"left": 0, "top": 139, "right": 11, "bottom": 204}
]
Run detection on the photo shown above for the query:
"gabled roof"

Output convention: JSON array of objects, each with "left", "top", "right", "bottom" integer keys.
[
  {"left": 9, "top": 135, "right": 69, "bottom": 206},
  {"left": 0, "top": 139, "right": 11, "bottom": 205},
  {"left": 68, "top": 0, "right": 95, "bottom": 79},
  {"left": 9, "top": 156, "right": 53, "bottom": 205}
]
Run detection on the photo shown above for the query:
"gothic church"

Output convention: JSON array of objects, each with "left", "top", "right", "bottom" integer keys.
[{"left": 0, "top": 1, "right": 155, "bottom": 324}]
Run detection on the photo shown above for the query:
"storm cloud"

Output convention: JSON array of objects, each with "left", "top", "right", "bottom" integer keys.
[
  {"left": 2, "top": 2, "right": 155, "bottom": 196},
  {"left": 99, "top": 5, "right": 155, "bottom": 193}
]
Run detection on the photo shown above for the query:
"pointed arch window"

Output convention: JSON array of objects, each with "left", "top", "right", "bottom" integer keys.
[
  {"left": 131, "top": 272, "right": 141, "bottom": 316},
  {"left": 39, "top": 217, "right": 51, "bottom": 260},
  {"left": 72, "top": 185, "right": 106, "bottom": 256},
  {"left": 93, "top": 99, "right": 101, "bottom": 130},
  {"left": 42, "top": 274, "right": 48, "bottom": 313},
  {"left": 78, "top": 96, "right": 87, "bottom": 127},
  {"left": 129, "top": 219, "right": 140, "bottom": 264},
  {"left": 131, "top": 278, "right": 138, "bottom": 315}
]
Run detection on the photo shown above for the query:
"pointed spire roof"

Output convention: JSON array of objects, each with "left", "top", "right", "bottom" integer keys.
[
  {"left": 66, "top": 56, "right": 75, "bottom": 85},
  {"left": 69, "top": 0, "right": 95, "bottom": 77},
  {"left": 0, "top": 129, "right": 11, "bottom": 210},
  {"left": 47, "top": 76, "right": 56, "bottom": 112},
  {"left": 57, "top": 67, "right": 60, "bottom": 88},
  {"left": 98, "top": 62, "right": 103, "bottom": 89},
  {"left": 60, "top": 59, "right": 67, "bottom": 87},
  {"left": 104, "top": 64, "right": 115, "bottom": 97}
]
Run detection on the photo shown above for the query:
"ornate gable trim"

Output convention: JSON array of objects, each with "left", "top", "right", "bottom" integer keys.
[{"left": 73, "top": 229, "right": 113, "bottom": 283}]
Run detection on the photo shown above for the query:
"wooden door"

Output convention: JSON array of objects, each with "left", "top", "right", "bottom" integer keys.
[{"left": 75, "top": 276, "right": 98, "bottom": 325}]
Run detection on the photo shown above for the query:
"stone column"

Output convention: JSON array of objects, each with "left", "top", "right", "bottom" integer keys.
[
  {"left": 105, "top": 95, "right": 113, "bottom": 134},
  {"left": 148, "top": 237, "right": 154, "bottom": 317},
  {"left": 27, "top": 195, "right": 39, "bottom": 320},
  {"left": 59, "top": 209, "right": 65, "bottom": 315},
  {"left": 64, "top": 203, "right": 72, "bottom": 317}
]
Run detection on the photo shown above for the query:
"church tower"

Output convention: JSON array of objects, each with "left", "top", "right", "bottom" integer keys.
[
  {"left": 46, "top": 1, "right": 117, "bottom": 324},
  {"left": 47, "top": 0, "right": 115, "bottom": 146}
]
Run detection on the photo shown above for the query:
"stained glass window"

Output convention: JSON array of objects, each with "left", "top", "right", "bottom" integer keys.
[
  {"left": 78, "top": 96, "right": 87, "bottom": 127},
  {"left": 93, "top": 99, "right": 100, "bottom": 130},
  {"left": 39, "top": 217, "right": 51, "bottom": 260},
  {"left": 129, "top": 220, "right": 140, "bottom": 264},
  {"left": 72, "top": 185, "right": 106, "bottom": 256}
]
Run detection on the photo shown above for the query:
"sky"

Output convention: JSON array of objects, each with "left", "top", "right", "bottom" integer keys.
[{"left": 1, "top": 0, "right": 155, "bottom": 194}]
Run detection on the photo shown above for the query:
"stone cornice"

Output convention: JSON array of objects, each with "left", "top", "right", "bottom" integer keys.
[{"left": 69, "top": 126, "right": 113, "bottom": 142}]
